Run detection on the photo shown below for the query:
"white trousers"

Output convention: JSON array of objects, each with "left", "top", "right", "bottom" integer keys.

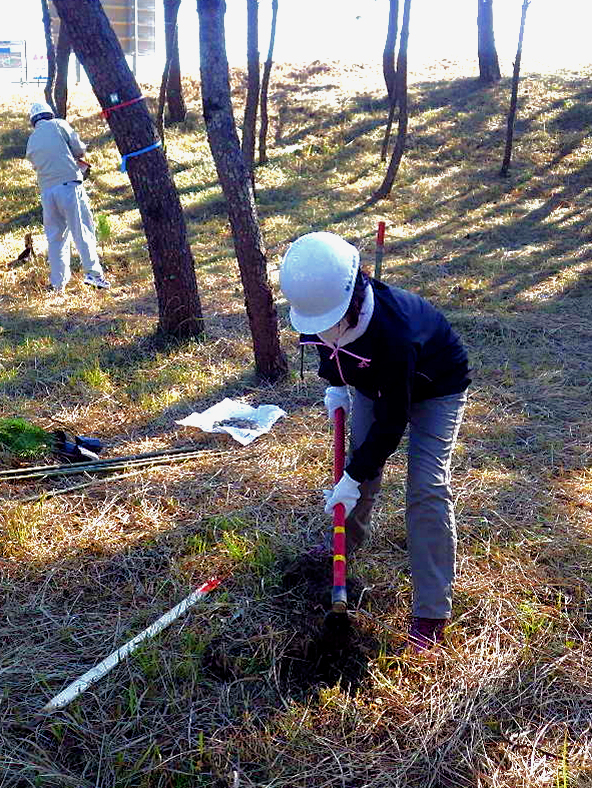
[{"left": 40, "top": 182, "right": 104, "bottom": 290}]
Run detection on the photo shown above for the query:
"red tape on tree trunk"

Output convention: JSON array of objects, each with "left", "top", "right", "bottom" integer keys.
[{"left": 101, "top": 95, "right": 145, "bottom": 119}]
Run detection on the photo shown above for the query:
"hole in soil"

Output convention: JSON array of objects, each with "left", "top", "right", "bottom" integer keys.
[
  {"left": 201, "top": 555, "right": 382, "bottom": 703},
  {"left": 277, "top": 554, "right": 380, "bottom": 695}
]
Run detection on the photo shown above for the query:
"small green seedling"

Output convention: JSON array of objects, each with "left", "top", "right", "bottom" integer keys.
[{"left": 96, "top": 213, "right": 112, "bottom": 257}]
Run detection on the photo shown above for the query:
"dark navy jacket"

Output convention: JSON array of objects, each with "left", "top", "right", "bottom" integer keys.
[{"left": 301, "top": 280, "right": 471, "bottom": 482}]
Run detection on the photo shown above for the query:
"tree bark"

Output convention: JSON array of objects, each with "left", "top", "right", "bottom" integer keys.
[
  {"left": 158, "top": 0, "right": 186, "bottom": 144},
  {"left": 371, "top": 0, "right": 411, "bottom": 202},
  {"left": 164, "top": 0, "right": 187, "bottom": 123},
  {"left": 500, "top": 0, "right": 530, "bottom": 177},
  {"left": 242, "top": 0, "right": 260, "bottom": 180},
  {"left": 477, "top": 0, "right": 501, "bottom": 83},
  {"left": 258, "top": 0, "right": 278, "bottom": 166},
  {"left": 52, "top": 0, "right": 203, "bottom": 340},
  {"left": 41, "top": 0, "right": 58, "bottom": 114},
  {"left": 197, "top": 0, "right": 287, "bottom": 382},
  {"left": 380, "top": 0, "right": 399, "bottom": 160},
  {"left": 54, "top": 21, "right": 71, "bottom": 118},
  {"left": 383, "top": 0, "right": 399, "bottom": 102},
  {"left": 380, "top": 92, "right": 398, "bottom": 162}
]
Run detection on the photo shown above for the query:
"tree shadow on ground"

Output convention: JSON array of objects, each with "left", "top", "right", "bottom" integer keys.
[
  {"left": 0, "top": 125, "right": 30, "bottom": 161},
  {"left": 0, "top": 304, "right": 262, "bottom": 437}
]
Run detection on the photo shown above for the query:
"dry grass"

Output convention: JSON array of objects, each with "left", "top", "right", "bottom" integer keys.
[{"left": 1, "top": 57, "right": 592, "bottom": 787}]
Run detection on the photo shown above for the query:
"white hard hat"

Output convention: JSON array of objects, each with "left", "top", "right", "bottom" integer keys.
[
  {"left": 279, "top": 232, "right": 360, "bottom": 333},
  {"left": 29, "top": 101, "right": 54, "bottom": 122}
]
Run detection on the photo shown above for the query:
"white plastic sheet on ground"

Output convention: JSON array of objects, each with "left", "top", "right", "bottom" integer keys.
[{"left": 175, "top": 398, "right": 287, "bottom": 446}]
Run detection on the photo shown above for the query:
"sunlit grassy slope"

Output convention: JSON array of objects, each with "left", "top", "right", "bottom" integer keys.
[{"left": 1, "top": 59, "right": 591, "bottom": 787}]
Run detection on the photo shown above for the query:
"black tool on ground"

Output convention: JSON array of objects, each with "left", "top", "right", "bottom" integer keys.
[
  {"left": 53, "top": 429, "right": 103, "bottom": 462},
  {"left": 9, "top": 233, "right": 36, "bottom": 266},
  {"left": 320, "top": 406, "right": 351, "bottom": 651},
  {"left": 17, "top": 234, "right": 36, "bottom": 263}
]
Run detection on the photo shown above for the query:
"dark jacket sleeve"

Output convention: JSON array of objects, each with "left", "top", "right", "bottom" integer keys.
[{"left": 345, "top": 340, "right": 417, "bottom": 482}]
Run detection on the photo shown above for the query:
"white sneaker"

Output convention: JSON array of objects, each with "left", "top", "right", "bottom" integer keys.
[{"left": 83, "top": 273, "right": 111, "bottom": 290}]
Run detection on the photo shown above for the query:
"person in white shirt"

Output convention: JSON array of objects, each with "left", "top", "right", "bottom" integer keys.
[{"left": 25, "top": 101, "right": 110, "bottom": 293}]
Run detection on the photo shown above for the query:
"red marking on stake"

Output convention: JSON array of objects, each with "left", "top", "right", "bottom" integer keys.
[
  {"left": 377, "top": 221, "right": 386, "bottom": 246},
  {"left": 198, "top": 576, "right": 223, "bottom": 594}
]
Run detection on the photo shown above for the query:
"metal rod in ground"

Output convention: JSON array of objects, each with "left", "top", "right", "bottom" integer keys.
[
  {"left": 40, "top": 576, "right": 222, "bottom": 713},
  {"left": 332, "top": 406, "right": 347, "bottom": 613},
  {"left": 374, "top": 221, "right": 386, "bottom": 280},
  {"left": 321, "top": 405, "right": 351, "bottom": 652}
]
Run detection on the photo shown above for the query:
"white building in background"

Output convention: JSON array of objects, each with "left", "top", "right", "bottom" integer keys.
[
  {"left": 0, "top": 0, "right": 157, "bottom": 89},
  {"left": 48, "top": 0, "right": 156, "bottom": 76},
  {"left": 0, "top": 40, "right": 29, "bottom": 85}
]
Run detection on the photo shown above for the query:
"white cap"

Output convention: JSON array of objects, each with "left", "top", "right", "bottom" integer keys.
[
  {"left": 30, "top": 101, "right": 54, "bottom": 122},
  {"left": 279, "top": 232, "right": 360, "bottom": 333}
]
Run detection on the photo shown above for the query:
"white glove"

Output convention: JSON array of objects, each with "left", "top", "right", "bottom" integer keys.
[
  {"left": 323, "top": 471, "right": 361, "bottom": 518},
  {"left": 324, "top": 386, "right": 350, "bottom": 422}
]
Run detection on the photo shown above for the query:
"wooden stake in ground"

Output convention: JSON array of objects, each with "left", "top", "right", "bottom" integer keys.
[
  {"left": 375, "top": 221, "right": 386, "bottom": 280},
  {"left": 500, "top": 0, "right": 531, "bottom": 177}
]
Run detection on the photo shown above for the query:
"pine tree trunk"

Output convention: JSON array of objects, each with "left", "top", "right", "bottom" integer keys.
[
  {"left": 380, "top": 0, "right": 399, "bottom": 160},
  {"left": 52, "top": 0, "right": 203, "bottom": 340},
  {"left": 164, "top": 0, "right": 187, "bottom": 123},
  {"left": 383, "top": 0, "right": 399, "bottom": 102},
  {"left": 372, "top": 0, "right": 411, "bottom": 202},
  {"left": 54, "top": 22, "right": 71, "bottom": 119},
  {"left": 258, "top": 0, "right": 278, "bottom": 166},
  {"left": 242, "top": 0, "right": 260, "bottom": 180},
  {"left": 477, "top": 0, "right": 501, "bottom": 83},
  {"left": 500, "top": 0, "right": 530, "bottom": 176},
  {"left": 197, "top": 0, "right": 287, "bottom": 382},
  {"left": 41, "top": 0, "right": 58, "bottom": 114}
]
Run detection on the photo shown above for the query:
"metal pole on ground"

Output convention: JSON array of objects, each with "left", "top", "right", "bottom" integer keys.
[{"left": 40, "top": 576, "right": 222, "bottom": 713}]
